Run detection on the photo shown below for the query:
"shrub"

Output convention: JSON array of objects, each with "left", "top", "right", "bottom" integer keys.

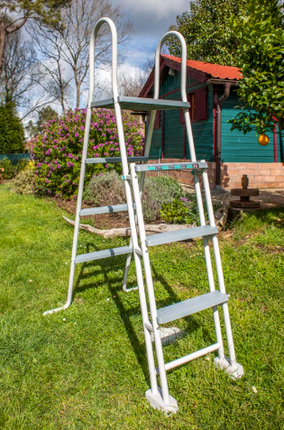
[
  {"left": 0, "top": 101, "right": 25, "bottom": 153},
  {"left": 142, "top": 175, "right": 183, "bottom": 221},
  {"left": 84, "top": 171, "right": 184, "bottom": 222},
  {"left": 12, "top": 162, "right": 35, "bottom": 195},
  {"left": 160, "top": 195, "right": 199, "bottom": 224},
  {"left": 84, "top": 170, "right": 125, "bottom": 206},
  {"left": 30, "top": 108, "right": 144, "bottom": 199},
  {"left": 0, "top": 157, "right": 30, "bottom": 179},
  {"left": 0, "top": 158, "right": 15, "bottom": 179}
]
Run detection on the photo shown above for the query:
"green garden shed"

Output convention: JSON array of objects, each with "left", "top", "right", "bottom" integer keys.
[{"left": 139, "top": 55, "right": 284, "bottom": 189}]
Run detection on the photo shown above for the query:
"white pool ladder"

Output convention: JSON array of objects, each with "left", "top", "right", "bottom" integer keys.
[{"left": 43, "top": 17, "right": 244, "bottom": 413}]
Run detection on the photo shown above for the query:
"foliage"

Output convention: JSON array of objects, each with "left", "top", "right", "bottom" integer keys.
[
  {"left": 84, "top": 170, "right": 125, "bottom": 207},
  {"left": 84, "top": 171, "right": 185, "bottom": 222},
  {"left": 167, "top": 0, "right": 248, "bottom": 66},
  {"left": 12, "top": 162, "right": 35, "bottom": 194},
  {"left": 160, "top": 195, "right": 199, "bottom": 224},
  {"left": 0, "top": 101, "right": 25, "bottom": 153},
  {"left": 0, "top": 157, "right": 29, "bottom": 179},
  {"left": 142, "top": 175, "right": 183, "bottom": 222},
  {"left": 229, "top": 0, "right": 284, "bottom": 134},
  {"left": 30, "top": 108, "right": 144, "bottom": 199},
  {"left": 1, "top": 186, "right": 284, "bottom": 428},
  {"left": 0, "top": 0, "right": 71, "bottom": 29},
  {"left": 26, "top": 106, "right": 59, "bottom": 138}
]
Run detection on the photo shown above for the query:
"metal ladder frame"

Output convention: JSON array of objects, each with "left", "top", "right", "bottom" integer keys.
[{"left": 43, "top": 17, "right": 244, "bottom": 414}]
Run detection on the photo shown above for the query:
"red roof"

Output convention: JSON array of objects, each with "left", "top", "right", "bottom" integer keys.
[{"left": 162, "top": 54, "right": 242, "bottom": 80}]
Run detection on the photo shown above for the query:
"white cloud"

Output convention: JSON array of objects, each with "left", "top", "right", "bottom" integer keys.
[{"left": 112, "top": 0, "right": 189, "bottom": 19}]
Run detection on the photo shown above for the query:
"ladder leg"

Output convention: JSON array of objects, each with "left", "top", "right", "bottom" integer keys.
[
  {"left": 202, "top": 171, "right": 244, "bottom": 378},
  {"left": 122, "top": 237, "right": 138, "bottom": 292},
  {"left": 43, "top": 108, "right": 92, "bottom": 315},
  {"left": 113, "top": 102, "right": 161, "bottom": 398},
  {"left": 122, "top": 170, "right": 147, "bottom": 293},
  {"left": 202, "top": 237, "right": 225, "bottom": 361},
  {"left": 130, "top": 164, "right": 178, "bottom": 413}
]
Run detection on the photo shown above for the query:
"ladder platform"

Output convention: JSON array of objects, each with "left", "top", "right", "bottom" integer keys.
[
  {"left": 80, "top": 204, "right": 129, "bottom": 216},
  {"left": 75, "top": 245, "right": 132, "bottom": 264},
  {"left": 85, "top": 156, "right": 149, "bottom": 164},
  {"left": 145, "top": 225, "right": 218, "bottom": 247},
  {"left": 157, "top": 291, "right": 228, "bottom": 324},
  {"left": 91, "top": 96, "right": 190, "bottom": 111},
  {"left": 135, "top": 161, "right": 208, "bottom": 172}
]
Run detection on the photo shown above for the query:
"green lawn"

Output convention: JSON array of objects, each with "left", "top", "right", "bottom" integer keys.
[{"left": 0, "top": 185, "right": 284, "bottom": 429}]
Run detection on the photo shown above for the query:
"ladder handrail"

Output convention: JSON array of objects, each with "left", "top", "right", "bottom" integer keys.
[
  {"left": 88, "top": 17, "right": 118, "bottom": 108},
  {"left": 144, "top": 30, "right": 197, "bottom": 162},
  {"left": 154, "top": 31, "right": 187, "bottom": 102}
]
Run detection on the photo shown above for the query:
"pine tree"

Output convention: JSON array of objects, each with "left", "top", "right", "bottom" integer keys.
[{"left": 0, "top": 101, "right": 25, "bottom": 153}]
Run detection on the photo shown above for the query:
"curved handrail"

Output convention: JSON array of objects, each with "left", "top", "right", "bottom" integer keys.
[
  {"left": 154, "top": 31, "right": 187, "bottom": 102},
  {"left": 87, "top": 17, "right": 118, "bottom": 108}
]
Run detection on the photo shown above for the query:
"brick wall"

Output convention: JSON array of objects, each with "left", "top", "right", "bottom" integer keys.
[
  {"left": 148, "top": 159, "right": 284, "bottom": 189},
  {"left": 221, "top": 162, "right": 284, "bottom": 189}
]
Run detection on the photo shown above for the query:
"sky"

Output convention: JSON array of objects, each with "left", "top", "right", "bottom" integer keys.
[{"left": 110, "top": 0, "right": 190, "bottom": 74}]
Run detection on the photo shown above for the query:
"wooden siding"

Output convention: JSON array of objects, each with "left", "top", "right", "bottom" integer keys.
[
  {"left": 149, "top": 70, "right": 214, "bottom": 161},
  {"left": 187, "top": 87, "right": 214, "bottom": 161},
  {"left": 221, "top": 90, "right": 280, "bottom": 163}
]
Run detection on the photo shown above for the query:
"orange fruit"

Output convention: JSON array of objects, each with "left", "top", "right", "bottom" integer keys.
[{"left": 258, "top": 134, "right": 269, "bottom": 146}]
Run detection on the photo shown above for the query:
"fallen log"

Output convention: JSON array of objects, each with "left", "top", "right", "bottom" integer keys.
[{"left": 62, "top": 216, "right": 193, "bottom": 239}]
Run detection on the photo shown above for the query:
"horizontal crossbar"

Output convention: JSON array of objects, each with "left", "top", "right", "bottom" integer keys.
[{"left": 135, "top": 161, "right": 208, "bottom": 172}]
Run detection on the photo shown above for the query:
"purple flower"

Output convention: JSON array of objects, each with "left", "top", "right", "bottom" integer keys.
[{"left": 75, "top": 132, "right": 79, "bottom": 138}]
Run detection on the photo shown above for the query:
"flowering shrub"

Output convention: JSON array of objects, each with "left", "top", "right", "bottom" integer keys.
[{"left": 30, "top": 108, "right": 144, "bottom": 198}]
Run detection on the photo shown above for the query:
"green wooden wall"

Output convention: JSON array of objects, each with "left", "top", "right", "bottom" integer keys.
[
  {"left": 220, "top": 89, "right": 281, "bottom": 163},
  {"left": 149, "top": 70, "right": 215, "bottom": 161},
  {"left": 148, "top": 70, "right": 282, "bottom": 163}
]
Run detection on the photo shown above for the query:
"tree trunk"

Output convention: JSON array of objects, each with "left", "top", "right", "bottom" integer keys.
[{"left": 0, "top": 21, "right": 6, "bottom": 73}]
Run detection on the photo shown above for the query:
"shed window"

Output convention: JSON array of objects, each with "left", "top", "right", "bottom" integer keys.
[{"left": 180, "top": 88, "right": 207, "bottom": 123}]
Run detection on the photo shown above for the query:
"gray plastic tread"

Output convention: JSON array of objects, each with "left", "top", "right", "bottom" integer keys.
[
  {"left": 80, "top": 204, "right": 128, "bottom": 216},
  {"left": 157, "top": 291, "right": 228, "bottom": 324},
  {"left": 146, "top": 225, "right": 218, "bottom": 247},
  {"left": 75, "top": 245, "right": 132, "bottom": 263},
  {"left": 85, "top": 156, "right": 148, "bottom": 164},
  {"left": 135, "top": 161, "right": 208, "bottom": 172},
  {"left": 91, "top": 96, "right": 190, "bottom": 111}
]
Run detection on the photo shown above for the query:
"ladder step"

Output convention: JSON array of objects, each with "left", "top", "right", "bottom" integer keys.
[
  {"left": 85, "top": 156, "right": 149, "bottom": 164},
  {"left": 80, "top": 204, "right": 129, "bottom": 216},
  {"left": 75, "top": 245, "right": 132, "bottom": 263},
  {"left": 145, "top": 225, "right": 218, "bottom": 247},
  {"left": 157, "top": 291, "right": 228, "bottom": 324},
  {"left": 91, "top": 96, "right": 190, "bottom": 111},
  {"left": 135, "top": 161, "right": 208, "bottom": 172}
]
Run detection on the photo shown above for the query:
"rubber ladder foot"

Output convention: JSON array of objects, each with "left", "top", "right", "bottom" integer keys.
[
  {"left": 145, "top": 388, "right": 178, "bottom": 415},
  {"left": 214, "top": 356, "right": 244, "bottom": 379}
]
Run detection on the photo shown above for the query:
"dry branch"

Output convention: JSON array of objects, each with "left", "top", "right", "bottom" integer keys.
[{"left": 62, "top": 216, "right": 193, "bottom": 239}]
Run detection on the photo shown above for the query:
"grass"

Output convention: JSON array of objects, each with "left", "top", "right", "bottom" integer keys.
[{"left": 0, "top": 184, "right": 284, "bottom": 429}]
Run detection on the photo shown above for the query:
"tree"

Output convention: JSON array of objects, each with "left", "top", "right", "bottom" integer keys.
[
  {"left": 32, "top": 0, "right": 133, "bottom": 110},
  {"left": 0, "top": 0, "right": 71, "bottom": 73},
  {"left": 0, "top": 101, "right": 25, "bottom": 153},
  {"left": 229, "top": 0, "right": 284, "bottom": 135},
  {"left": 26, "top": 106, "right": 59, "bottom": 138},
  {"left": 167, "top": 0, "right": 248, "bottom": 66},
  {"left": 0, "top": 27, "right": 35, "bottom": 105}
]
